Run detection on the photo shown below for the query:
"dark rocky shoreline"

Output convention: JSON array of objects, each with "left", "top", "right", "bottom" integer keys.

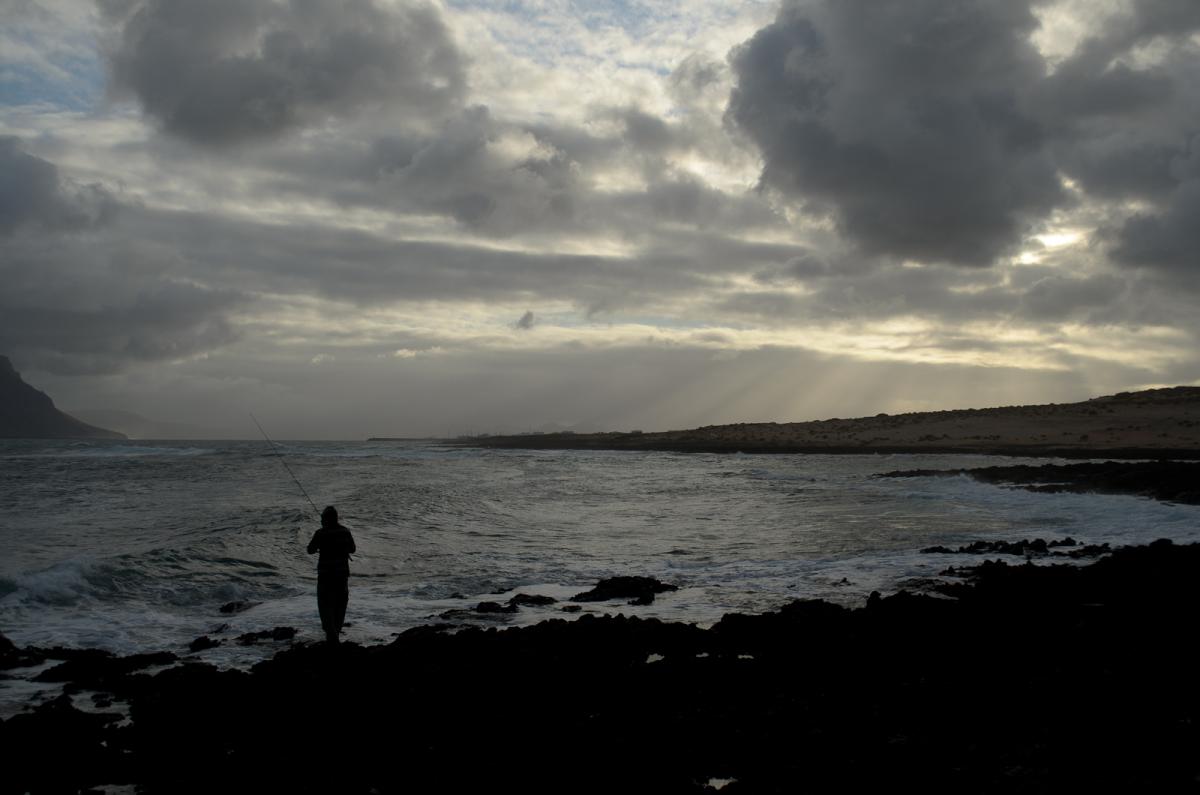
[
  {"left": 4, "top": 540, "right": 1200, "bottom": 793},
  {"left": 879, "top": 460, "right": 1200, "bottom": 504}
]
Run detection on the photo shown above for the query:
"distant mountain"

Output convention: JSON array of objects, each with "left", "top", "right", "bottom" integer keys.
[
  {"left": 68, "top": 408, "right": 215, "bottom": 440},
  {"left": 0, "top": 355, "right": 126, "bottom": 439}
]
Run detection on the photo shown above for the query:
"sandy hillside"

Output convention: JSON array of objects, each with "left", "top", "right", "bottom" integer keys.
[{"left": 463, "top": 386, "right": 1200, "bottom": 455}]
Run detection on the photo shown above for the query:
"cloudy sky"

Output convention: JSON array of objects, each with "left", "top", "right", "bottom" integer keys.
[{"left": 2, "top": 0, "right": 1199, "bottom": 438}]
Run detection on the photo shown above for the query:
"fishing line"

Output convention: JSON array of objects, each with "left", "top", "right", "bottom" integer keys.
[{"left": 251, "top": 412, "right": 321, "bottom": 518}]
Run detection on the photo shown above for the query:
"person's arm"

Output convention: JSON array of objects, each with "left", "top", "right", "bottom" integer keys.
[
  {"left": 307, "top": 529, "right": 322, "bottom": 555},
  {"left": 347, "top": 531, "right": 356, "bottom": 555}
]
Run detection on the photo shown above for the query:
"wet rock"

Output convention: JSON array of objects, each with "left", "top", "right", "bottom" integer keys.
[
  {"left": 508, "top": 593, "right": 558, "bottom": 607},
  {"left": 235, "top": 627, "right": 297, "bottom": 645},
  {"left": 922, "top": 538, "right": 1106, "bottom": 558},
  {"left": 570, "top": 576, "right": 679, "bottom": 605},
  {"left": 34, "top": 650, "right": 177, "bottom": 687},
  {"left": 437, "top": 602, "right": 517, "bottom": 621},
  {"left": 33, "top": 650, "right": 115, "bottom": 683},
  {"left": 0, "top": 632, "right": 46, "bottom": 670},
  {"left": 189, "top": 636, "right": 222, "bottom": 653},
  {"left": 2, "top": 693, "right": 124, "bottom": 793},
  {"left": 219, "top": 601, "right": 257, "bottom": 615},
  {"left": 561, "top": 605, "right": 582, "bottom": 613},
  {"left": 1065, "top": 543, "right": 1111, "bottom": 558}
]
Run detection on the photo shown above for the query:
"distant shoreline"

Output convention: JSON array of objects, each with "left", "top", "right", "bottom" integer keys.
[
  {"left": 446, "top": 437, "right": 1200, "bottom": 459},
  {"left": 436, "top": 385, "right": 1200, "bottom": 459}
]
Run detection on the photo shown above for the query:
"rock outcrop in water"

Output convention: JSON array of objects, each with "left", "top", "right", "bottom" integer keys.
[
  {"left": 0, "top": 355, "right": 125, "bottom": 439},
  {"left": 570, "top": 575, "right": 679, "bottom": 605},
  {"left": 4, "top": 541, "right": 1200, "bottom": 792}
]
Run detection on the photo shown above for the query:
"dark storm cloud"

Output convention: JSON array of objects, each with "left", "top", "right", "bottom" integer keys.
[
  {"left": 0, "top": 137, "right": 116, "bottom": 235},
  {"left": 1051, "top": 17, "right": 1200, "bottom": 277},
  {"left": 251, "top": 106, "right": 780, "bottom": 238},
  {"left": 244, "top": 107, "right": 592, "bottom": 234},
  {"left": 1016, "top": 272, "right": 1129, "bottom": 322},
  {"left": 102, "top": 0, "right": 465, "bottom": 145},
  {"left": 515, "top": 310, "right": 535, "bottom": 330},
  {"left": 1060, "top": 140, "right": 1182, "bottom": 200},
  {"left": 0, "top": 261, "right": 243, "bottom": 375},
  {"left": 718, "top": 256, "right": 1147, "bottom": 329},
  {"left": 1033, "top": 0, "right": 1200, "bottom": 278},
  {"left": 727, "top": 0, "right": 1062, "bottom": 267},
  {"left": 1076, "top": 0, "right": 1200, "bottom": 56},
  {"left": 126, "top": 207, "right": 799, "bottom": 310},
  {"left": 1037, "top": 0, "right": 1200, "bottom": 205},
  {"left": 726, "top": 0, "right": 1200, "bottom": 277},
  {"left": 1035, "top": 0, "right": 1200, "bottom": 278},
  {"left": 1040, "top": 54, "right": 1174, "bottom": 122},
  {"left": 1109, "top": 180, "right": 1200, "bottom": 274},
  {"left": 614, "top": 107, "right": 686, "bottom": 154},
  {"left": 0, "top": 142, "right": 243, "bottom": 375},
  {"left": 368, "top": 106, "right": 581, "bottom": 233},
  {"left": 636, "top": 177, "right": 773, "bottom": 228},
  {"left": 0, "top": 136, "right": 804, "bottom": 377}
]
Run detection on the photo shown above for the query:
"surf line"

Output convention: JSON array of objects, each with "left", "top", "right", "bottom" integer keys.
[{"left": 251, "top": 412, "right": 320, "bottom": 519}]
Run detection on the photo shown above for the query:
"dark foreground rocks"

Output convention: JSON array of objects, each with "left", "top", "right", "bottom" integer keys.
[
  {"left": 880, "top": 459, "right": 1200, "bottom": 504},
  {"left": 4, "top": 541, "right": 1200, "bottom": 793}
]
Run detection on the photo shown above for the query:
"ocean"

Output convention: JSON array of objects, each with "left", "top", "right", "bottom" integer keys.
[{"left": 3, "top": 439, "right": 1200, "bottom": 672}]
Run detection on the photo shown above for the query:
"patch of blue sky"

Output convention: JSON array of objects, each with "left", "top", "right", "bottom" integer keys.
[
  {"left": 0, "top": 55, "right": 104, "bottom": 111},
  {"left": 568, "top": 0, "right": 664, "bottom": 34},
  {"left": 485, "top": 28, "right": 589, "bottom": 68},
  {"left": 447, "top": 0, "right": 674, "bottom": 37}
]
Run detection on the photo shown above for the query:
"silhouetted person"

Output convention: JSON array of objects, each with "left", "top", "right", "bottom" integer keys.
[{"left": 307, "top": 505, "right": 356, "bottom": 645}]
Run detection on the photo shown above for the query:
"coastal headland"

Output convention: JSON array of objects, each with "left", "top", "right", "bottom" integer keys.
[
  {"left": 0, "top": 355, "right": 124, "bottom": 439},
  {"left": 445, "top": 386, "right": 1200, "bottom": 458},
  {"left": 3, "top": 539, "right": 1199, "bottom": 792}
]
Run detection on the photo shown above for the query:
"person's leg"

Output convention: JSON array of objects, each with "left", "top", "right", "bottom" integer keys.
[
  {"left": 332, "top": 574, "right": 349, "bottom": 639},
  {"left": 317, "top": 576, "right": 336, "bottom": 643}
]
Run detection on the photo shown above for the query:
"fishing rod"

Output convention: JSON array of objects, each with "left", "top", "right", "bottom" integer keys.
[{"left": 250, "top": 412, "right": 321, "bottom": 519}]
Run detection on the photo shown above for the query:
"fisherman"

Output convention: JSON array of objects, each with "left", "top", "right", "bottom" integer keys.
[{"left": 306, "top": 505, "right": 356, "bottom": 645}]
